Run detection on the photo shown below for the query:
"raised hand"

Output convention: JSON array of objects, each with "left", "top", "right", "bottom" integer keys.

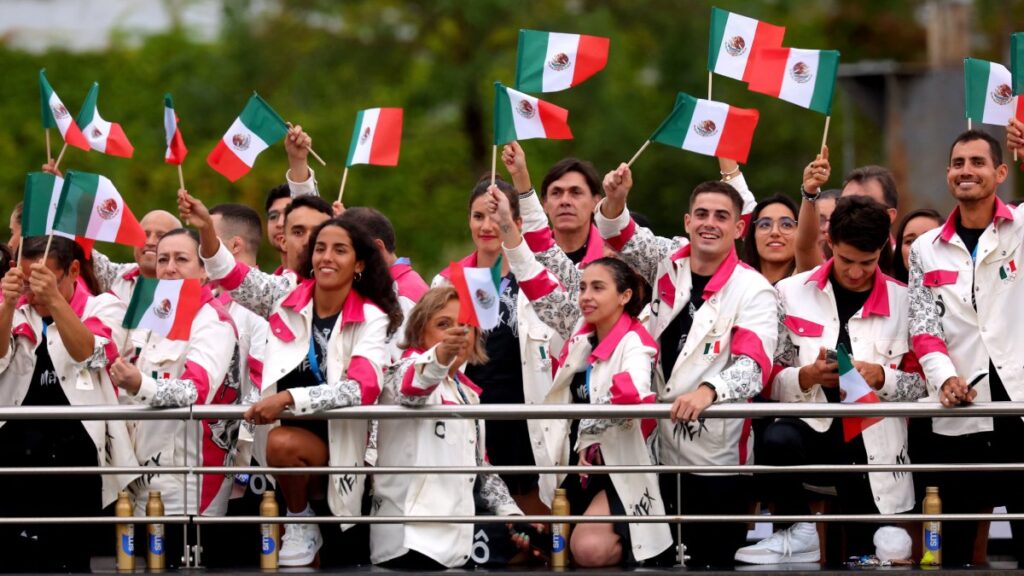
[
  {"left": 1, "top": 267, "right": 24, "bottom": 307},
  {"left": 802, "top": 145, "right": 831, "bottom": 193},
  {"left": 177, "top": 189, "right": 212, "bottom": 230},
  {"left": 600, "top": 163, "right": 633, "bottom": 219},
  {"left": 109, "top": 357, "right": 143, "bottom": 395},
  {"left": 27, "top": 262, "right": 61, "bottom": 308},
  {"left": 284, "top": 124, "right": 312, "bottom": 182}
]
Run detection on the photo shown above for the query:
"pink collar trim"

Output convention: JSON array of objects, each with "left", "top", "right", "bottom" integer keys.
[
  {"left": 580, "top": 225, "right": 605, "bottom": 265},
  {"left": 805, "top": 259, "right": 893, "bottom": 318},
  {"left": 938, "top": 197, "right": 1015, "bottom": 243},
  {"left": 279, "top": 279, "right": 369, "bottom": 325},
  {"left": 587, "top": 313, "right": 635, "bottom": 362}
]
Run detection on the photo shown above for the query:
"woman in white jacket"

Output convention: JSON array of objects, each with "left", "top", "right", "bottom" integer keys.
[
  {"left": 486, "top": 187, "right": 673, "bottom": 567},
  {"left": 108, "top": 229, "right": 239, "bottom": 534},
  {"left": 0, "top": 236, "right": 134, "bottom": 571},
  {"left": 374, "top": 286, "right": 523, "bottom": 568},
  {"left": 179, "top": 189, "right": 403, "bottom": 567}
]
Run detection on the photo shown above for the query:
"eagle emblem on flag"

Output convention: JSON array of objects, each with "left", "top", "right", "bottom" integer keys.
[
  {"left": 693, "top": 119, "right": 718, "bottom": 137},
  {"left": 360, "top": 126, "right": 372, "bottom": 145},
  {"left": 725, "top": 35, "right": 746, "bottom": 57},
  {"left": 475, "top": 288, "right": 496, "bottom": 309},
  {"left": 548, "top": 52, "right": 571, "bottom": 71},
  {"left": 790, "top": 61, "right": 813, "bottom": 84},
  {"left": 51, "top": 104, "right": 70, "bottom": 119},
  {"left": 231, "top": 133, "right": 251, "bottom": 151},
  {"left": 992, "top": 84, "right": 1013, "bottom": 106},
  {"left": 516, "top": 100, "right": 536, "bottom": 119},
  {"left": 153, "top": 298, "right": 173, "bottom": 319},
  {"left": 96, "top": 198, "right": 120, "bottom": 220}
]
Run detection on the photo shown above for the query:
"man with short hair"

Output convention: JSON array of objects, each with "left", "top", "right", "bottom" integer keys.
[
  {"left": 909, "top": 129, "right": 1024, "bottom": 566},
  {"left": 595, "top": 163, "right": 778, "bottom": 567},
  {"left": 736, "top": 196, "right": 925, "bottom": 565},
  {"left": 265, "top": 124, "right": 321, "bottom": 273},
  {"left": 211, "top": 204, "right": 264, "bottom": 266},
  {"left": 279, "top": 196, "right": 334, "bottom": 275}
]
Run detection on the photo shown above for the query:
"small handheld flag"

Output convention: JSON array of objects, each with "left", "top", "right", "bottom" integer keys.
[
  {"left": 346, "top": 108, "right": 403, "bottom": 167},
  {"left": 164, "top": 94, "right": 188, "bottom": 165},
  {"left": 708, "top": 7, "right": 786, "bottom": 82},
  {"left": 23, "top": 173, "right": 74, "bottom": 240},
  {"left": 52, "top": 171, "right": 146, "bottom": 247},
  {"left": 964, "top": 58, "right": 1024, "bottom": 127},
  {"left": 39, "top": 69, "right": 90, "bottom": 152},
  {"left": 515, "top": 29, "right": 610, "bottom": 93},
  {"left": 449, "top": 257, "right": 503, "bottom": 330},
  {"left": 1012, "top": 33, "right": 1024, "bottom": 96},
  {"left": 493, "top": 82, "right": 573, "bottom": 145},
  {"left": 746, "top": 48, "right": 840, "bottom": 115},
  {"left": 650, "top": 93, "right": 759, "bottom": 164},
  {"left": 123, "top": 278, "right": 203, "bottom": 340},
  {"left": 76, "top": 82, "right": 135, "bottom": 158},
  {"left": 207, "top": 94, "right": 288, "bottom": 182},
  {"left": 837, "top": 344, "right": 882, "bottom": 442}
]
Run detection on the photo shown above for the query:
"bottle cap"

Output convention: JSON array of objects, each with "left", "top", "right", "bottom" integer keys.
[
  {"left": 149, "top": 490, "right": 161, "bottom": 498},
  {"left": 926, "top": 486, "right": 938, "bottom": 494},
  {"left": 554, "top": 488, "right": 567, "bottom": 496}
]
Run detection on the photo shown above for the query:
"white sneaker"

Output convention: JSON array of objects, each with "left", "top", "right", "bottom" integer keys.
[
  {"left": 734, "top": 522, "right": 820, "bottom": 565},
  {"left": 279, "top": 522, "right": 323, "bottom": 566}
]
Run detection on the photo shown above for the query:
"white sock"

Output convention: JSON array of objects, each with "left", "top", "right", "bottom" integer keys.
[{"left": 286, "top": 503, "right": 314, "bottom": 517}]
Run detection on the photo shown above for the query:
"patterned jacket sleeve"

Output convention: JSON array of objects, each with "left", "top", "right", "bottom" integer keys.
[
  {"left": 91, "top": 250, "right": 136, "bottom": 295},
  {"left": 878, "top": 352, "right": 928, "bottom": 402},
  {"left": 766, "top": 306, "right": 819, "bottom": 403},
  {"left": 130, "top": 306, "right": 238, "bottom": 407},
  {"left": 579, "top": 332, "right": 657, "bottom": 444},
  {"left": 201, "top": 241, "right": 295, "bottom": 318},
  {"left": 518, "top": 191, "right": 583, "bottom": 300},
  {"left": 504, "top": 239, "right": 579, "bottom": 341},
  {"left": 76, "top": 293, "right": 128, "bottom": 371},
  {"left": 290, "top": 307, "right": 389, "bottom": 414},
  {"left": 593, "top": 198, "right": 684, "bottom": 287},
  {"left": 703, "top": 281, "right": 778, "bottom": 402},
  {"left": 907, "top": 244, "right": 957, "bottom": 390},
  {"left": 477, "top": 472, "right": 523, "bottom": 517},
  {"left": 388, "top": 347, "right": 453, "bottom": 407}
]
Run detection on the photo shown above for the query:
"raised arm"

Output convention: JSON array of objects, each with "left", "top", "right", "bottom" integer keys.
[
  {"left": 284, "top": 124, "right": 319, "bottom": 197},
  {"left": 794, "top": 146, "right": 832, "bottom": 272},
  {"left": 91, "top": 249, "right": 137, "bottom": 294}
]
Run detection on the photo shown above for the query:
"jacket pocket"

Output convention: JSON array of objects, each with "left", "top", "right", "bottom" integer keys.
[
  {"left": 783, "top": 315, "right": 825, "bottom": 338},
  {"left": 922, "top": 269, "right": 958, "bottom": 287}
]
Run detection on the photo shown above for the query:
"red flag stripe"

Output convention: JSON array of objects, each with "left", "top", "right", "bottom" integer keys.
[
  {"left": 746, "top": 48, "right": 790, "bottom": 97},
  {"left": 717, "top": 106, "right": 760, "bottom": 164},
  {"left": 368, "top": 108, "right": 403, "bottom": 166},
  {"left": 571, "top": 34, "right": 611, "bottom": 86},
  {"left": 206, "top": 140, "right": 251, "bottom": 182},
  {"left": 113, "top": 204, "right": 147, "bottom": 247},
  {"left": 104, "top": 123, "right": 135, "bottom": 158},
  {"left": 538, "top": 100, "right": 573, "bottom": 139},
  {"left": 742, "top": 22, "right": 787, "bottom": 82},
  {"left": 166, "top": 280, "right": 203, "bottom": 341}
]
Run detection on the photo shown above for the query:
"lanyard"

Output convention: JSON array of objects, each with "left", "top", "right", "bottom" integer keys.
[
  {"left": 393, "top": 256, "right": 411, "bottom": 267},
  {"left": 584, "top": 365, "right": 592, "bottom": 399},
  {"left": 307, "top": 331, "right": 325, "bottom": 385}
]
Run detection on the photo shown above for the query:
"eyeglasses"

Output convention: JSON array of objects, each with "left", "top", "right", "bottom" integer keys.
[{"left": 754, "top": 217, "right": 797, "bottom": 234}]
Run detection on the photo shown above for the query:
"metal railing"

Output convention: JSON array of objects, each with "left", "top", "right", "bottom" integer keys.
[{"left": 2, "top": 401, "right": 1022, "bottom": 566}]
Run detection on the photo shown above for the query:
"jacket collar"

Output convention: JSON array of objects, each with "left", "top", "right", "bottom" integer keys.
[
  {"left": 122, "top": 266, "right": 142, "bottom": 281},
  {"left": 586, "top": 313, "right": 635, "bottom": 363},
  {"left": 279, "top": 279, "right": 369, "bottom": 325},
  {"left": 673, "top": 245, "right": 741, "bottom": 301},
  {"left": 580, "top": 224, "right": 605, "bottom": 265},
  {"left": 805, "top": 258, "right": 894, "bottom": 318},
  {"left": 937, "top": 196, "right": 1015, "bottom": 243},
  {"left": 438, "top": 253, "right": 479, "bottom": 279}
]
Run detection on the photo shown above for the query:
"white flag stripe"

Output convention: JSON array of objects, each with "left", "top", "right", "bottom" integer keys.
[
  {"left": 46, "top": 177, "right": 73, "bottom": 240},
  {"left": 82, "top": 109, "right": 113, "bottom": 153},
  {"left": 48, "top": 92, "right": 76, "bottom": 138},
  {"left": 542, "top": 32, "right": 581, "bottom": 92},
  {"left": 680, "top": 99, "right": 728, "bottom": 156},
  {"left": 220, "top": 117, "right": 271, "bottom": 168},
  {"left": 85, "top": 176, "right": 126, "bottom": 242},
  {"left": 463, "top": 267, "right": 500, "bottom": 330},
  {"left": 983, "top": 62, "right": 1017, "bottom": 125},
  {"left": 778, "top": 49, "right": 820, "bottom": 109},
  {"left": 349, "top": 107, "right": 381, "bottom": 166},
  {"left": 840, "top": 367, "right": 875, "bottom": 404},
  {"left": 164, "top": 107, "right": 177, "bottom": 149},
  {"left": 135, "top": 279, "right": 185, "bottom": 335},
  {"left": 506, "top": 89, "right": 546, "bottom": 140},
  {"left": 713, "top": 12, "right": 758, "bottom": 80}
]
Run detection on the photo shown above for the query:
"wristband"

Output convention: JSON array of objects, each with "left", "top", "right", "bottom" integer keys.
[
  {"left": 801, "top": 185, "right": 820, "bottom": 202},
  {"left": 699, "top": 381, "right": 718, "bottom": 401},
  {"left": 518, "top": 187, "right": 536, "bottom": 199},
  {"left": 720, "top": 166, "right": 740, "bottom": 182}
]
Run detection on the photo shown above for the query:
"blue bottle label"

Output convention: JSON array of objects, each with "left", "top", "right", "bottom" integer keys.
[
  {"left": 552, "top": 534, "right": 566, "bottom": 553},
  {"left": 149, "top": 534, "right": 164, "bottom": 555},
  {"left": 121, "top": 533, "right": 134, "bottom": 555}
]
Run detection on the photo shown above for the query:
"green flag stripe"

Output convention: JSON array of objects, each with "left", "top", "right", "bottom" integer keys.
[
  {"left": 239, "top": 95, "right": 288, "bottom": 145},
  {"left": 39, "top": 70, "right": 56, "bottom": 129},
  {"left": 808, "top": 50, "right": 840, "bottom": 115},
  {"left": 837, "top": 343, "right": 854, "bottom": 375},
  {"left": 1013, "top": 33, "right": 1024, "bottom": 95},
  {"left": 651, "top": 93, "right": 697, "bottom": 148},
  {"left": 164, "top": 93, "right": 173, "bottom": 108},
  {"left": 75, "top": 83, "right": 98, "bottom": 128},
  {"left": 124, "top": 277, "right": 159, "bottom": 327},
  {"left": 345, "top": 110, "right": 366, "bottom": 167},
  {"left": 22, "top": 173, "right": 53, "bottom": 237},
  {"left": 493, "top": 83, "right": 517, "bottom": 145},
  {"left": 490, "top": 254, "right": 503, "bottom": 290},
  {"left": 515, "top": 30, "right": 549, "bottom": 92},
  {"left": 54, "top": 171, "right": 99, "bottom": 236},
  {"left": 964, "top": 58, "right": 991, "bottom": 120},
  {"left": 708, "top": 7, "right": 729, "bottom": 71}
]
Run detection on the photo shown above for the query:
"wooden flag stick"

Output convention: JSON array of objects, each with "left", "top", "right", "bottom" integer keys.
[
  {"left": 177, "top": 164, "right": 185, "bottom": 191},
  {"left": 286, "top": 122, "right": 327, "bottom": 167},
  {"left": 708, "top": 71, "right": 713, "bottom": 100},
  {"left": 968, "top": 118, "right": 972, "bottom": 130},
  {"left": 53, "top": 143, "right": 68, "bottom": 172},
  {"left": 45, "top": 129, "right": 51, "bottom": 161},
  {"left": 491, "top": 145, "right": 497, "bottom": 186},
  {"left": 15, "top": 240, "right": 23, "bottom": 268},
  {"left": 41, "top": 233, "right": 54, "bottom": 262},
  {"left": 627, "top": 140, "right": 651, "bottom": 167},
  {"left": 338, "top": 167, "right": 349, "bottom": 204},
  {"left": 820, "top": 116, "right": 831, "bottom": 154}
]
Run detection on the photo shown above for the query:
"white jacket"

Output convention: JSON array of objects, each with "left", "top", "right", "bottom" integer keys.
[
  {"left": 773, "top": 262, "right": 927, "bottom": 514},
  {"left": 909, "top": 198, "right": 1024, "bottom": 435},
  {"left": 0, "top": 284, "right": 136, "bottom": 507},
  {"left": 91, "top": 251, "right": 142, "bottom": 303},
  {"left": 594, "top": 202, "right": 778, "bottom": 471},
  {"left": 124, "top": 290, "right": 239, "bottom": 515},
  {"left": 372, "top": 347, "right": 522, "bottom": 568},
  {"left": 203, "top": 243, "right": 390, "bottom": 526}
]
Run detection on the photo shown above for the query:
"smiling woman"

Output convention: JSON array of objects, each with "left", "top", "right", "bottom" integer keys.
[{"left": 742, "top": 194, "right": 799, "bottom": 285}]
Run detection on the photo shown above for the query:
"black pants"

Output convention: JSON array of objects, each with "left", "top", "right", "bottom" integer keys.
[{"left": 660, "top": 472, "right": 749, "bottom": 568}]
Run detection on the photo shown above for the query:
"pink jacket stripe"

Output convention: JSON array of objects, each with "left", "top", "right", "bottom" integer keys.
[{"left": 348, "top": 356, "right": 381, "bottom": 405}]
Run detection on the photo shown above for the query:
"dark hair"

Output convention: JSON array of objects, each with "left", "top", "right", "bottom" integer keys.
[
  {"left": 818, "top": 188, "right": 842, "bottom": 201},
  {"left": 828, "top": 196, "right": 892, "bottom": 254},
  {"left": 689, "top": 181, "right": 744, "bottom": 217},
  {"left": 158, "top": 227, "right": 201, "bottom": 250},
  {"left": 949, "top": 129, "right": 1004, "bottom": 167},
  {"left": 843, "top": 165, "right": 898, "bottom": 210},
  {"left": 264, "top": 184, "right": 291, "bottom": 213},
  {"left": 742, "top": 194, "right": 798, "bottom": 277},
  {"left": 540, "top": 158, "right": 602, "bottom": 199},
  {"left": 21, "top": 236, "right": 100, "bottom": 295},
  {"left": 891, "top": 208, "right": 943, "bottom": 283},
  {"left": 468, "top": 176, "right": 520, "bottom": 220},
  {"left": 0, "top": 243, "right": 12, "bottom": 273},
  {"left": 342, "top": 207, "right": 397, "bottom": 253},
  {"left": 583, "top": 257, "right": 646, "bottom": 318},
  {"left": 211, "top": 203, "right": 263, "bottom": 259},
  {"left": 299, "top": 217, "right": 403, "bottom": 336},
  {"left": 285, "top": 195, "right": 333, "bottom": 222}
]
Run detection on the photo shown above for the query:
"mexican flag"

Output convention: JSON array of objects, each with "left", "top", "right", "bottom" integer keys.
[
  {"left": 449, "top": 256, "right": 502, "bottom": 330},
  {"left": 708, "top": 7, "right": 786, "bottom": 82},
  {"left": 964, "top": 58, "right": 1024, "bottom": 126},
  {"left": 746, "top": 48, "right": 840, "bottom": 115},
  {"left": 22, "top": 173, "right": 74, "bottom": 239},
  {"left": 837, "top": 344, "right": 882, "bottom": 442},
  {"left": 515, "top": 29, "right": 610, "bottom": 93},
  {"left": 39, "top": 69, "right": 90, "bottom": 151},
  {"left": 164, "top": 93, "right": 188, "bottom": 165},
  {"left": 207, "top": 94, "right": 288, "bottom": 182},
  {"left": 345, "top": 107, "right": 403, "bottom": 167},
  {"left": 651, "top": 93, "right": 760, "bottom": 164},
  {"left": 76, "top": 82, "right": 135, "bottom": 158},
  {"left": 52, "top": 171, "right": 146, "bottom": 247},
  {"left": 493, "top": 82, "right": 573, "bottom": 145},
  {"left": 1013, "top": 33, "right": 1024, "bottom": 95},
  {"left": 123, "top": 277, "right": 203, "bottom": 340}
]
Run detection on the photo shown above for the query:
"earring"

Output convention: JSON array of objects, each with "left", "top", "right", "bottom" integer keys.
[{"left": 355, "top": 271, "right": 363, "bottom": 282}]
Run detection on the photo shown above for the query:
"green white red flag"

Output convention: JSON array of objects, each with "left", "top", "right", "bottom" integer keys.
[
  {"left": 964, "top": 58, "right": 1024, "bottom": 126},
  {"left": 493, "top": 82, "right": 573, "bottom": 145},
  {"left": 707, "top": 7, "right": 785, "bottom": 82},
  {"left": 449, "top": 257, "right": 502, "bottom": 330},
  {"left": 651, "top": 93, "right": 760, "bottom": 164},
  {"left": 76, "top": 82, "right": 135, "bottom": 157},
  {"left": 838, "top": 344, "right": 882, "bottom": 442},
  {"left": 514, "top": 29, "right": 610, "bottom": 93},
  {"left": 746, "top": 48, "right": 840, "bottom": 115},
  {"left": 207, "top": 94, "right": 288, "bottom": 182},
  {"left": 164, "top": 93, "right": 188, "bottom": 165},
  {"left": 22, "top": 173, "right": 74, "bottom": 239},
  {"left": 52, "top": 171, "right": 146, "bottom": 247},
  {"left": 39, "top": 69, "right": 90, "bottom": 151},
  {"left": 123, "top": 277, "right": 203, "bottom": 340},
  {"left": 345, "top": 107, "right": 403, "bottom": 167}
]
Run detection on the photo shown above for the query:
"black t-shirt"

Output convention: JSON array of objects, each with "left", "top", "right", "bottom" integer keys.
[
  {"left": 564, "top": 240, "right": 589, "bottom": 265},
  {"left": 276, "top": 311, "right": 338, "bottom": 440},
  {"left": 22, "top": 319, "right": 69, "bottom": 407},
  {"left": 955, "top": 218, "right": 986, "bottom": 260},
  {"left": 828, "top": 276, "right": 871, "bottom": 402},
  {"left": 659, "top": 272, "right": 712, "bottom": 380}
]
